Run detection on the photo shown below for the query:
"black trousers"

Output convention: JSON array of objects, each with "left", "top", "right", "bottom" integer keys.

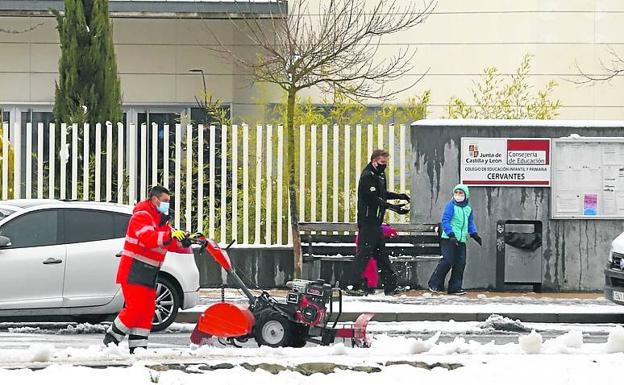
[
  {"left": 352, "top": 224, "right": 397, "bottom": 291},
  {"left": 428, "top": 238, "right": 467, "bottom": 293}
]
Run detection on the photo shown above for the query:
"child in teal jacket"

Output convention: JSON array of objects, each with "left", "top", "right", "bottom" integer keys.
[{"left": 428, "top": 184, "right": 482, "bottom": 295}]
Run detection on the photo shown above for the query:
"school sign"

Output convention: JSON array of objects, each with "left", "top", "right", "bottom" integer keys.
[{"left": 460, "top": 138, "right": 551, "bottom": 187}]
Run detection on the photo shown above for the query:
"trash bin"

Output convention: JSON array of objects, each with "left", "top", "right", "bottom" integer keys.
[{"left": 496, "top": 220, "right": 543, "bottom": 292}]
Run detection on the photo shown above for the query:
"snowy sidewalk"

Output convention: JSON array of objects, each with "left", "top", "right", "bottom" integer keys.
[{"left": 177, "top": 289, "right": 624, "bottom": 323}]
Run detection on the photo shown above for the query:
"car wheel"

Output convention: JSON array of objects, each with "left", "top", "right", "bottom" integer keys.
[
  {"left": 151, "top": 276, "right": 180, "bottom": 332},
  {"left": 253, "top": 310, "right": 292, "bottom": 347}
]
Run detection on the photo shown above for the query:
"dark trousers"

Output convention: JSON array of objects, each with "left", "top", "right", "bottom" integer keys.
[
  {"left": 352, "top": 225, "right": 397, "bottom": 292},
  {"left": 428, "top": 239, "right": 467, "bottom": 293}
]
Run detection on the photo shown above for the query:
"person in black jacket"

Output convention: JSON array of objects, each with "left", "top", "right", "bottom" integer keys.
[{"left": 351, "top": 149, "right": 410, "bottom": 295}]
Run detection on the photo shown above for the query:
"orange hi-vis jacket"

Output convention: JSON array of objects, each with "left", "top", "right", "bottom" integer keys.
[{"left": 116, "top": 199, "right": 181, "bottom": 285}]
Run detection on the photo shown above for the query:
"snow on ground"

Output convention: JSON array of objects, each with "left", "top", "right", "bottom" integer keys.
[
  {"left": 7, "top": 323, "right": 108, "bottom": 335},
  {"left": 186, "top": 289, "right": 622, "bottom": 315},
  {"left": 1, "top": 327, "right": 624, "bottom": 384},
  {"left": 363, "top": 316, "right": 619, "bottom": 335},
  {"left": 0, "top": 316, "right": 617, "bottom": 338},
  {"left": 4, "top": 322, "right": 196, "bottom": 335},
  {"left": 1, "top": 355, "right": 623, "bottom": 385}
]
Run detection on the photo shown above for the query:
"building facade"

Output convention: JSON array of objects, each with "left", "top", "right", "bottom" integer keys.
[
  {"left": 0, "top": 0, "right": 283, "bottom": 134},
  {"left": 1, "top": 1, "right": 624, "bottom": 125}
]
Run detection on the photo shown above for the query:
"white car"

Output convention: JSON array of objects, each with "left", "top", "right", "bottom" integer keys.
[
  {"left": 0, "top": 199, "right": 200, "bottom": 331},
  {"left": 605, "top": 231, "right": 624, "bottom": 305}
]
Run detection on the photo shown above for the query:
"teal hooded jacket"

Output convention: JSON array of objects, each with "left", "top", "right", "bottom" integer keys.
[{"left": 440, "top": 184, "right": 477, "bottom": 243}]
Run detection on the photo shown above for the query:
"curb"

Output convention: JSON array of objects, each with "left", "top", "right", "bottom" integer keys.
[{"left": 176, "top": 311, "right": 624, "bottom": 324}]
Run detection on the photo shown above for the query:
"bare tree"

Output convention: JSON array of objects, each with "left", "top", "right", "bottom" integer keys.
[
  {"left": 0, "top": 24, "right": 42, "bottom": 34},
  {"left": 208, "top": 0, "right": 435, "bottom": 277},
  {"left": 575, "top": 46, "right": 624, "bottom": 84}
]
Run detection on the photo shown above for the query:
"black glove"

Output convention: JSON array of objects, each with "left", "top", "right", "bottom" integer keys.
[
  {"left": 388, "top": 203, "right": 409, "bottom": 215},
  {"left": 180, "top": 236, "right": 193, "bottom": 248},
  {"left": 471, "top": 233, "right": 482, "bottom": 246},
  {"left": 397, "top": 193, "right": 410, "bottom": 202},
  {"left": 447, "top": 233, "right": 460, "bottom": 247}
]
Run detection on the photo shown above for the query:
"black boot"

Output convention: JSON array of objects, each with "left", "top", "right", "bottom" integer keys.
[
  {"left": 344, "top": 278, "right": 367, "bottom": 296},
  {"left": 103, "top": 331, "right": 119, "bottom": 346},
  {"left": 129, "top": 334, "right": 148, "bottom": 354},
  {"left": 383, "top": 273, "right": 399, "bottom": 295},
  {"left": 385, "top": 285, "right": 410, "bottom": 296},
  {"left": 364, "top": 287, "right": 376, "bottom": 296}
]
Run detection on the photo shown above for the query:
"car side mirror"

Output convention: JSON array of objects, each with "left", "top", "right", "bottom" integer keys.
[{"left": 0, "top": 236, "right": 12, "bottom": 247}]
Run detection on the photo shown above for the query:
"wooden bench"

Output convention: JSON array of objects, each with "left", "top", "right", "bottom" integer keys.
[{"left": 299, "top": 222, "right": 442, "bottom": 288}]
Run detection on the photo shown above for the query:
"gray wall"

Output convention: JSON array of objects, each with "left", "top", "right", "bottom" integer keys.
[
  {"left": 195, "top": 247, "right": 294, "bottom": 288},
  {"left": 410, "top": 122, "right": 624, "bottom": 291}
]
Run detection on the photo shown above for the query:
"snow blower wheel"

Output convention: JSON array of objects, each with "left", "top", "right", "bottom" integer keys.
[
  {"left": 289, "top": 324, "right": 309, "bottom": 348},
  {"left": 254, "top": 311, "right": 292, "bottom": 347}
]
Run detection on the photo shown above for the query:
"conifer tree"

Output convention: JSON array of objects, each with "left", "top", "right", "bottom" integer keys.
[
  {"left": 87, "top": 0, "right": 122, "bottom": 124},
  {"left": 54, "top": 0, "right": 122, "bottom": 124}
]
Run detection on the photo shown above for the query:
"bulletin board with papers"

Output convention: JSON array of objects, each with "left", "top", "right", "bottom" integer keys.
[{"left": 552, "top": 137, "right": 624, "bottom": 219}]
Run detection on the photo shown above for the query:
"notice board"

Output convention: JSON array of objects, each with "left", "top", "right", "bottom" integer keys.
[
  {"left": 552, "top": 137, "right": 624, "bottom": 219},
  {"left": 461, "top": 137, "right": 551, "bottom": 187}
]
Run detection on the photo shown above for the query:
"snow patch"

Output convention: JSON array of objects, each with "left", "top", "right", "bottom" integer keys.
[
  {"left": 519, "top": 330, "right": 543, "bottom": 354},
  {"left": 406, "top": 331, "right": 440, "bottom": 354},
  {"left": 28, "top": 345, "right": 53, "bottom": 363},
  {"left": 605, "top": 325, "right": 624, "bottom": 353},
  {"left": 8, "top": 323, "right": 107, "bottom": 335},
  {"left": 331, "top": 343, "right": 348, "bottom": 355},
  {"left": 435, "top": 337, "right": 471, "bottom": 355},
  {"left": 543, "top": 331, "right": 583, "bottom": 354},
  {"left": 480, "top": 314, "right": 531, "bottom": 332},
  {"left": 556, "top": 330, "right": 584, "bottom": 349}
]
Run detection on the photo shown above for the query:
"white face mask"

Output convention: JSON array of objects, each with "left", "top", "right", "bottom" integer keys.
[{"left": 454, "top": 193, "right": 465, "bottom": 203}]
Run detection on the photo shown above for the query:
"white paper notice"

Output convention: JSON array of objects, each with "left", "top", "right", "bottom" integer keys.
[
  {"left": 618, "top": 193, "right": 624, "bottom": 214},
  {"left": 604, "top": 191, "right": 617, "bottom": 215},
  {"left": 557, "top": 194, "right": 580, "bottom": 213},
  {"left": 603, "top": 144, "right": 620, "bottom": 165}
]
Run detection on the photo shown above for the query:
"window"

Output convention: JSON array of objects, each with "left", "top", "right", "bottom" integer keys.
[
  {"left": 137, "top": 112, "right": 182, "bottom": 133},
  {"left": 191, "top": 106, "right": 231, "bottom": 125},
  {"left": 62, "top": 210, "right": 114, "bottom": 244},
  {"left": 113, "top": 213, "right": 131, "bottom": 238},
  {"left": 0, "top": 210, "right": 59, "bottom": 248},
  {"left": 20, "top": 110, "right": 54, "bottom": 160}
]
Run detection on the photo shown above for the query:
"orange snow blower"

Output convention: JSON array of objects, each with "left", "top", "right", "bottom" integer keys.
[{"left": 189, "top": 234, "right": 375, "bottom": 348}]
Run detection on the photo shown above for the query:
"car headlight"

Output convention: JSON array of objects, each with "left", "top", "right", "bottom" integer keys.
[{"left": 608, "top": 248, "right": 613, "bottom": 263}]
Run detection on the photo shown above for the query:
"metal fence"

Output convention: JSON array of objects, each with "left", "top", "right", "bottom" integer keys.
[{"left": 0, "top": 122, "right": 412, "bottom": 245}]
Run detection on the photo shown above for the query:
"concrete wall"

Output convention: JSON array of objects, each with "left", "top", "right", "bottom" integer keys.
[
  {"left": 195, "top": 247, "right": 294, "bottom": 288},
  {"left": 410, "top": 121, "right": 624, "bottom": 291}
]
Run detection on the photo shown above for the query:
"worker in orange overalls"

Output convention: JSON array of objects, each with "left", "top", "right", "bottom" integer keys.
[{"left": 103, "top": 185, "right": 189, "bottom": 353}]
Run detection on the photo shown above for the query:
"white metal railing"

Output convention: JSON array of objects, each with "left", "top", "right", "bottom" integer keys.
[{"left": 0, "top": 122, "right": 412, "bottom": 245}]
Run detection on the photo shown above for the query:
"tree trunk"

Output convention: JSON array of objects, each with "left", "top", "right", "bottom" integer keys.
[{"left": 286, "top": 88, "right": 303, "bottom": 278}]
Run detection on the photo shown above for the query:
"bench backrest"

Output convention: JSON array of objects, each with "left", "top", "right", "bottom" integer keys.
[{"left": 298, "top": 222, "right": 441, "bottom": 259}]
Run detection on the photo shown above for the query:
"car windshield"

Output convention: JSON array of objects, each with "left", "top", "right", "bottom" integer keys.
[{"left": 0, "top": 208, "right": 15, "bottom": 220}]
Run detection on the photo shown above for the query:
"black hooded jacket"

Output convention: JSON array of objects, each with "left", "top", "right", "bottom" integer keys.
[{"left": 357, "top": 163, "right": 401, "bottom": 227}]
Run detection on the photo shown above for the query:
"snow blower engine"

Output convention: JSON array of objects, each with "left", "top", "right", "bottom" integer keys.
[
  {"left": 286, "top": 279, "right": 332, "bottom": 327},
  {"left": 188, "top": 234, "right": 374, "bottom": 348}
]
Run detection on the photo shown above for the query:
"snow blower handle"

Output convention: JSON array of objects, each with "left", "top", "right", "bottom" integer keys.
[{"left": 190, "top": 234, "right": 256, "bottom": 306}]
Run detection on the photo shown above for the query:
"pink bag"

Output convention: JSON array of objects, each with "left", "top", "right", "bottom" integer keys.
[{"left": 356, "top": 224, "right": 398, "bottom": 289}]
